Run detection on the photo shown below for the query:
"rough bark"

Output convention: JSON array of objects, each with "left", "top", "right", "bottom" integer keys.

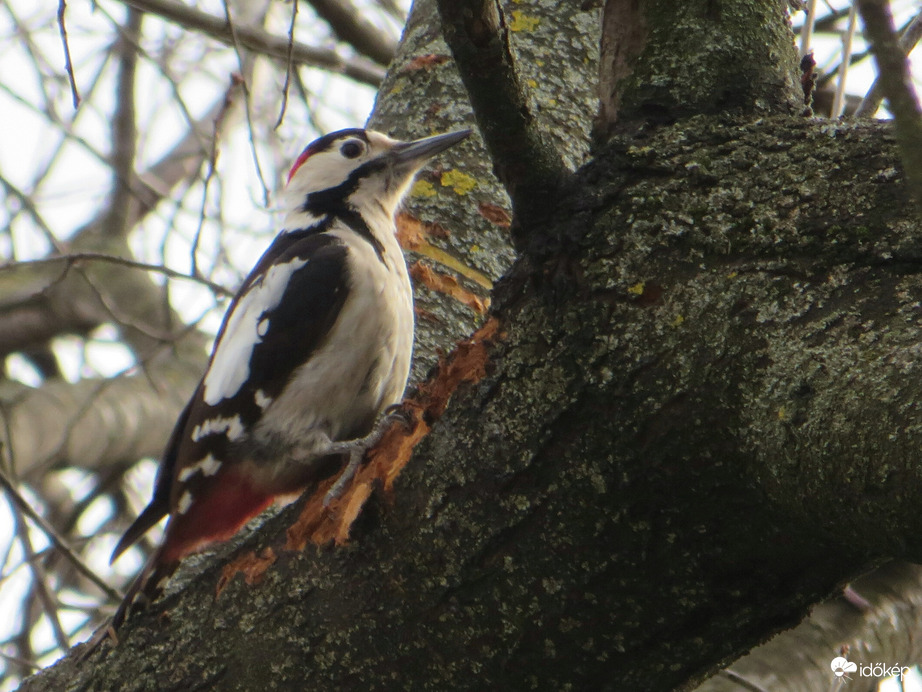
[
  {"left": 595, "top": 0, "right": 802, "bottom": 138},
  {"left": 368, "top": 0, "right": 599, "bottom": 379},
  {"left": 13, "top": 1, "right": 922, "bottom": 690},
  {"left": 21, "top": 111, "right": 922, "bottom": 691}
]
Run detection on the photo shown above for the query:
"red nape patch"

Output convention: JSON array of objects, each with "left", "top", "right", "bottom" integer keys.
[{"left": 161, "top": 473, "right": 276, "bottom": 563}]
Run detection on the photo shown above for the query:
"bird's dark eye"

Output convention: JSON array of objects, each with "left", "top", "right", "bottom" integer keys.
[{"left": 340, "top": 141, "right": 364, "bottom": 159}]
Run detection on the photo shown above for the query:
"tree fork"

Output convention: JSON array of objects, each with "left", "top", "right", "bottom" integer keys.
[
  {"left": 595, "top": 0, "right": 803, "bottom": 140},
  {"left": 27, "top": 113, "right": 922, "bottom": 691}
]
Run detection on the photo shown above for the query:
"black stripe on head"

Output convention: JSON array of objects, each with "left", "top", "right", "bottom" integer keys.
[
  {"left": 301, "top": 158, "right": 387, "bottom": 216},
  {"left": 299, "top": 159, "right": 390, "bottom": 260},
  {"left": 303, "top": 128, "right": 368, "bottom": 157}
]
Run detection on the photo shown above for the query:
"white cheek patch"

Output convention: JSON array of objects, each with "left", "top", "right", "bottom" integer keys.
[
  {"left": 177, "top": 490, "right": 194, "bottom": 515},
  {"left": 191, "top": 415, "right": 245, "bottom": 443},
  {"left": 204, "top": 257, "right": 309, "bottom": 405},
  {"left": 177, "top": 453, "right": 223, "bottom": 482},
  {"left": 294, "top": 149, "right": 357, "bottom": 191}
]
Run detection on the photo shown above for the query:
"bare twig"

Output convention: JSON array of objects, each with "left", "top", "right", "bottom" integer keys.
[
  {"left": 436, "top": 0, "right": 569, "bottom": 235},
  {"left": 116, "top": 0, "right": 385, "bottom": 86},
  {"left": 72, "top": 267, "right": 184, "bottom": 343},
  {"left": 221, "top": 1, "right": 271, "bottom": 206},
  {"left": 855, "top": 0, "right": 922, "bottom": 210},
  {"left": 831, "top": 3, "right": 859, "bottom": 118},
  {"left": 719, "top": 669, "right": 772, "bottom": 692},
  {"left": 106, "top": 9, "right": 142, "bottom": 240},
  {"left": 0, "top": 81, "right": 242, "bottom": 360},
  {"left": 813, "top": 5, "right": 852, "bottom": 35},
  {"left": 0, "top": 252, "right": 233, "bottom": 297},
  {"left": 14, "top": 513, "right": 70, "bottom": 651},
  {"left": 0, "top": 81, "right": 114, "bottom": 179},
  {"left": 375, "top": 0, "right": 405, "bottom": 22},
  {"left": 855, "top": 8, "right": 922, "bottom": 117},
  {"left": 92, "top": 0, "right": 227, "bottom": 194},
  {"left": 0, "top": 176, "right": 62, "bottom": 254},
  {"left": 0, "top": 467, "right": 120, "bottom": 602},
  {"left": 295, "top": 71, "right": 330, "bottom": 134},
  {"left": 0, "top": 649, "right": 41, "bottom": 672},
  {"left": 193, "top": 73, "right": 242, "bottom": 277},
  {"left": 56, "top": 0, "right": 80, "bottom": 108},
  {"left": 275, "top": 0, "right": 299, "bottom": 130},
  {"left": 135, "top": 71, "right": 247, "bottom": 226},
  {"left": 799, "top": 0, "right": 819, "bottom": 56}
]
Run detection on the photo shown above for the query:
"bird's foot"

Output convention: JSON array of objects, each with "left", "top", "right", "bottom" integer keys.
[{"left": 323, "top": 407, "right": 411, "bottom": 507}]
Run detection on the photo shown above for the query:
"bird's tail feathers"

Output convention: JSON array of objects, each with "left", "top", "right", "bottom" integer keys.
[{"left": 81, "top": 547, "right": 178, "bottom": 658}]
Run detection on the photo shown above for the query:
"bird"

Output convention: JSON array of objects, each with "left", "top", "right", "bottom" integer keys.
[{"left": 93, "top": 126, "right": 471, "bottom": 645}]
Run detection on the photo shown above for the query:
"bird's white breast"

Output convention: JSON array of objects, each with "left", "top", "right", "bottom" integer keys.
[{"left": 253, "top": 216, "right": 413, "bottom": 452}]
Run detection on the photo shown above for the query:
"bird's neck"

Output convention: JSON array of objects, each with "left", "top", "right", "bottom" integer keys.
[{"left": 280, "top": 195, "right": 400, "bottom": 262}]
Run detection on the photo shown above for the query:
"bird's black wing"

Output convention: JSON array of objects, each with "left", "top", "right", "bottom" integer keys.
[{"left": 110, "top": 229, "right": 350, "bottom": 561}]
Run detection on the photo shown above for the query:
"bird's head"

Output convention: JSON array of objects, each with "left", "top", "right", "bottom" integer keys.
[{"left": 284, "top": 128, "right": 471, "bottom": 219}]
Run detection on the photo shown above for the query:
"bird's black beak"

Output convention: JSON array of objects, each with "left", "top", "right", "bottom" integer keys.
[{"left": 390, "top": 129, "right": 472, "bottom": 166}]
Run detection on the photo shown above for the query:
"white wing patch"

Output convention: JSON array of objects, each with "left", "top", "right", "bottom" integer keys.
[
  {"left": 204, "top": 257, "right": 309, "bottom": 405},
  {"left": 191, "top": 415, "right": 245, "bottom": 443},
  {"left": 254, "top": 389, "right": 273, "bottom": 410},
  {"left": 177, "top": 453, "right": 223, "bottom": 482},
  {"left": 177, "top": 490, "right": 194, "bottom": 515}
]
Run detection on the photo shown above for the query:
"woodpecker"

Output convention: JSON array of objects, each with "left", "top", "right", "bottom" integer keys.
[{"left": 98, "top": 127, "right": 471, "bottom": 641}]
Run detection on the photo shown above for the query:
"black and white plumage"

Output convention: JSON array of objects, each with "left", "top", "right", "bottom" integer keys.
[{"left": 98, "top": 127, "right": 471, "bottom": 639}]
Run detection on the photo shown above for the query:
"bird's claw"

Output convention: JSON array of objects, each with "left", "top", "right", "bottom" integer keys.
[{"left": 322, "top": 407, "right": 411, "bottom": 506}]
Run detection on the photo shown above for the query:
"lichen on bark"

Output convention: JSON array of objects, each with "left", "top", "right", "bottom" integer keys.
[
  {"left": 596, "top": 0, "right": 802, "bottom": 139},
  {"left": 28, "top": 111, "right": 922, "bottom": 692}
]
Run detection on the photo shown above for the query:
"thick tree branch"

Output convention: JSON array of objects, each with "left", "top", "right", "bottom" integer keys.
[
  {"left": 368, "top": 0, "right": 596, "bottom": 379},
  {"left": 25, "top": 115, "right": 922, "bottom": 692},
  {"left": 305, "top": 0, "right": 397, "bottom": 66},
  {"left": 1, "top": 357, "right": 201, "bottom": 480},
  {"left": 118, "top": 0, "right": 385, "bottom": 86},
  {"left": 0, "top": 78, "right": 244, "bottom": 361},
  {"left": 696, "top": 562, "right": 922, "bottom": 692},
  {"left": 594, "top": 0, "right": 802, "bottom": 140},
  {"left": 105, "top": 9, "right": 142, "bottom": 241},
  {"left": 855, "top": 0, "right": 922, "bottom": 211},
  {"left": 855, "top": 9, "right": 922, "bottom": 117},
  {"left": 595, "top": 0, "right": 646, "bottom": 134},
  {"left": 435, "top": 0, "right": 570, "bottom": 237}
]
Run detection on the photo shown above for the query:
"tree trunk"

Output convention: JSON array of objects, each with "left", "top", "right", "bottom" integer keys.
[
  {"left": 16, "top": 2, "right": 922, "bottom": 690},
  {"left": 22, "top": 105, "right": 922, "bottom": 691}
]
